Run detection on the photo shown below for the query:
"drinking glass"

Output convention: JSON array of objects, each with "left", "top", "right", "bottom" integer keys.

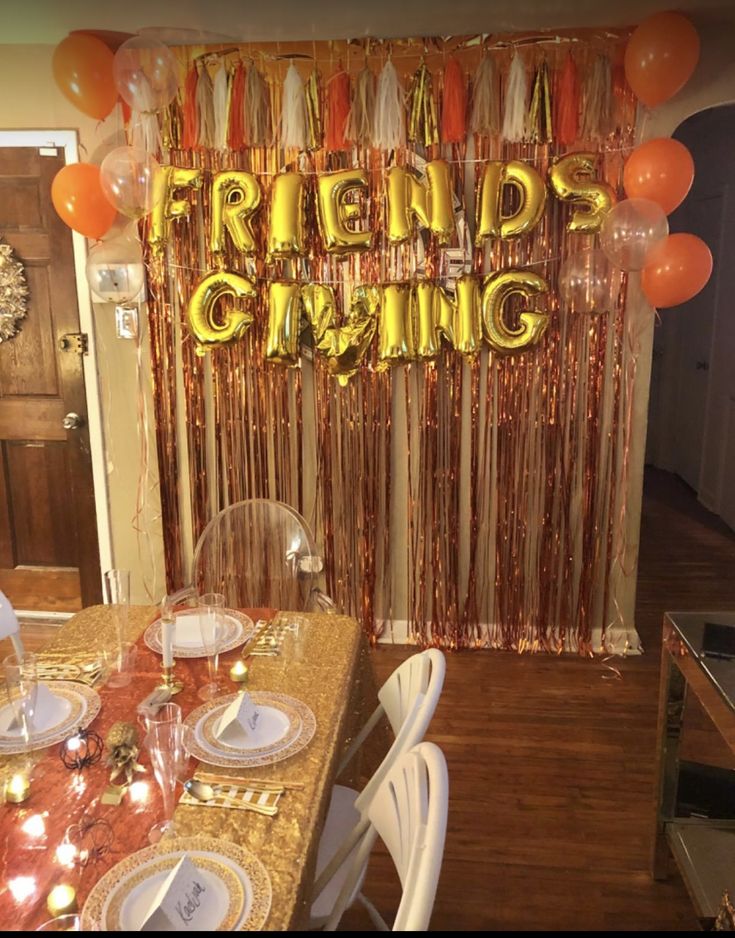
[
  {"left": 197, "top": 592, "right": 225, "bottom": 701},
  {"left": 144, "top": 721, "right": 190, "bottom": 845},
  {"left": 3, "top": 652, "right": 39, "bottom": 747},
  {"left": 103, "top": 569, "right": 131, "bottom": 689},
  {"left": 100, "top": 641, "right": 137, "bottom": 688}
]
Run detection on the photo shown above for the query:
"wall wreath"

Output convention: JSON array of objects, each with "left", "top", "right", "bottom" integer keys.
[{"left": 0, "top": 240, "right": 28, "bottom": 342}]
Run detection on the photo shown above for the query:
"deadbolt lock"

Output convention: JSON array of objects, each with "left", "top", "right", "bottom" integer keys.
[{"left": 58, "top": 333, "right": 88, "bottom": 354}]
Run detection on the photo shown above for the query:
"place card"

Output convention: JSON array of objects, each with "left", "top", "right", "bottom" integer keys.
[
  {"left": 0, "top": 682, "right": 57, "bottom": 735},
  {"left": 140, "top": 855, "right": 213, "bottom": 931},
  {"left": 213, "top": 691, "right": 261, "bottom": 747}
]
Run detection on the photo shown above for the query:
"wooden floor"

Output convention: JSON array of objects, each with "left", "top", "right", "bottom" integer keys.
[{"left": 10, "top": 467, "right": 735, "bottom": 930}]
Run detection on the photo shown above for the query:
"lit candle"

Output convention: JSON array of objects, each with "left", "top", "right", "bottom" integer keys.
[
  {"left": 161, "top": 617, "right": 174, "bottom": 668},
  {"left": 229, "top": 660, "right": 249, "bottom": 684},
  {"left": 46, "top": 884, "right": 77, "bottom": 916},
  {"left": 6, "top": 773, "right": 30, "bottom": 804}
]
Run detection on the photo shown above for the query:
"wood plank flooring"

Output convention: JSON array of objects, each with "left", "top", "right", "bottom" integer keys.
[{"left": 10, "top": 467, "right": 735, "bottom": 930}]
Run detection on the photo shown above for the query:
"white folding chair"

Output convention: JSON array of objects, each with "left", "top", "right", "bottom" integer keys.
[
  {"left": 322, "top": 742, "right": 449, "bottom": 931},
  {"left": 310, "top": 650, "right": 445, "bottom": 928},
  {"left": 0, "top": 590, "right": 23, "bottom": 657}
]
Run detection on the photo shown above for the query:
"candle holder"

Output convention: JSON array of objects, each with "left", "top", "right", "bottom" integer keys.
[
  {"left": 5, "top": 771, "right": 30, "bottom": 804},
  {"left": 46, "top": 884, "right": 78, "bottom": 917},
  {"left": 59, "top": 728, "right": 103, "bottom": 771},
  {"left": 229, "top": 659, "right": 249, "bottom": 684},
  {"left": 158, "top": 663, "right": 183, "bottom": 696}
]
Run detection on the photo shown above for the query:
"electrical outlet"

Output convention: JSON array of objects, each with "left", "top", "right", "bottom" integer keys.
[{"left": 115, "top": 305, "right": 139, "bottom": 339}]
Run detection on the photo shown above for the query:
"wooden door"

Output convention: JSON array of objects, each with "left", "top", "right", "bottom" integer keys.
[{"left": 0, "top": 146, "right": 101, "bottom": 611}]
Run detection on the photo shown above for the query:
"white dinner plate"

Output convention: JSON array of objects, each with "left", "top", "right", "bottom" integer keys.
[
  {"left": 144, "top": 609, "right": 254, "bottom": 659},
  {"left": 0, "top": 681, "right": 101, "bottom": 754}
]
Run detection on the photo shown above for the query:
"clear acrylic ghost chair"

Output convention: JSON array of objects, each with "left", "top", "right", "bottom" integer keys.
[
  {"left": 191, "top": 498, "right": 336, "bottom": 612},
  {"left": 318, "top": 742, "right": 449, "bottom": 931},
  {"left": 310, "top": 649, "right": 445, "bottom": 928}
]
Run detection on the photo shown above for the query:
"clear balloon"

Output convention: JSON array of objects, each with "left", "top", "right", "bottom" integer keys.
[
  {"left": 558, "top": 249, "right": 620, "bottom": 316},
  {"left": 599, "top": 198, "right": 669, "bottom": 271},
  {"left": 113, "top": 36, "right": 179, "bottom": 112},
  {"left": 100, "top": 146, "right": 160, "bottom": 219},
  {"left": 85, "top": 234, "right": 145, "bottom": 303}
]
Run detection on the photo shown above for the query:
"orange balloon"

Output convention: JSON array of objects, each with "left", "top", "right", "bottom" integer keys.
[
  {"left": 51, "top": 164, "right": 117, "bottom": 241},
  {"left": 52, "top": 34, "right": 117, "bottom": 120},
  {"left": 624, "top": 12, "right": 700, "bottom": 109},
  {"left": 623, "top": 138, "right": 694, "bottom": 214},
  {"left": 641, "top": 233, "right": 713, "bottom": 308}
]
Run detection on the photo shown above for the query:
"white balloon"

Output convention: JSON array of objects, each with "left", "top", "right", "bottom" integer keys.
[
  {"left": 86, "top": 235, "right": 145, "bottom": 304},
  {"left": 600, "top": 198, "right": 668, "bottom": 271}
]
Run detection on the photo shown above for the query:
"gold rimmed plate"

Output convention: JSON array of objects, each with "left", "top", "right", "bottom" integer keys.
[
  {"left": 144, "top": 609, "right": 254, "bottom": 659},
  {"left": 185, "top": 692, "right": 316, "bottom": 769},
  {"left": 0, "top": 682, "right": 100, "bottom": 754},
  {"left": 81, "top": 836, "right": 272, "bottom": 931}
]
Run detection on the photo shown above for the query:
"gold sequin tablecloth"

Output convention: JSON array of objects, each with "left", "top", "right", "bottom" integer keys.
[{"left": 0, "top": 605, "right": 376, "bottom": 931}]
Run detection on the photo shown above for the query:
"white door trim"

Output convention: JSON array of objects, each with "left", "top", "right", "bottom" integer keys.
[{"left": 0, "top": 129, "right": 113, "bottom": 583}]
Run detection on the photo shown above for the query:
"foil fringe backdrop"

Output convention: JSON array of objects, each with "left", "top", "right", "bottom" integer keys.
[{"left": 142, "top": 32, "right": 638, "bottom": 652}]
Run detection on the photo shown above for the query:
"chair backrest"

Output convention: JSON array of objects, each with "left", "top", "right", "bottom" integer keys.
[
  {"left": 336, "top": 649, "right": 445, "bottom": 791},
  {"left": 326, "top": 742, "right": 449, "bottom": 931},
  {"left": 191, "top": 499, "right": 324, "bottom": 610}
]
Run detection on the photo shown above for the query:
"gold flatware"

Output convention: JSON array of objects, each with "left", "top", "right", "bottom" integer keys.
[
  {"left": 183, "top": 779, "right": 279, "bottom": 815},
  {"left": 195, "top": 771, "right": 304, "bottom": 791},
  {"left": 240, "top": 618, "right": 274, "bottom": 658}
]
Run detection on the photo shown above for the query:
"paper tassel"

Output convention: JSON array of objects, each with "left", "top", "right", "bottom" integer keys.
[
  {"left": 212, "top": 63, "right": 230, "bottom": 150},
  {"left": 407, "top": 62, "right": 439, "bottom": 147},
  {"left": 581, "top": 55, "right": 612, "bottom": 141},
  {"left": 441, "top": 56, "right": 467, "bottom": 144},
  {"left": 373, "top": 59, "right": 405, "bottom": 151},
  {"left": 181, "top": 65, "right": 199, "bottom": 149},
  {"left": 325, "top": 68, "right": 351, "bottom": 150},
  {"left": 196, "top": 65, "right": 215, "bottom": 149},
  {"left": 280, "top": 62, "right": 307, "bottom": 150},
  {"left": 554, "top": 52, "right": 579, "bottom": 147},
  {"left": 347, "top": 67, "right": 375, "bottom": 148},
  {"left": 227, "top": 62, "right": 246, "bottom": 150},
  {"left": 501, "top": 52, "right": 528, "bottom": 143},
  {"left": 305, "top": 69, "right": 323, "bottom": 150},
  {"left": 245, "top": 65, "right": 271, "bottom": 147},
  {"left": 469, "top": 54, "right": 499, "bottom": 138},
  {"left": 528, "top": 59, "right": 552, "bottom": 144}
]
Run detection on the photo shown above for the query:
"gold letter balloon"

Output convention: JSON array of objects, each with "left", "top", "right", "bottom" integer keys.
[
  {"left": 210, "top": 171, "right": 262, "bottom": 258},
  {"left": 316, "top": 169, "right": 373, "bottom": 255},
  {"left": 268, "top": 172, "right": 307, "bottom": 259},
  {"left": 386, "top": 160, "right": 455, "bottom": 245},
  {"left": 475, "top": 161, "right": 546, "bottom": 243},
  {"left": 548, "top": 153, "right": 616, "bottom": 233},
  {"left": 482, "top": 269, "right": 549, "bottom": 353},
  {"left": 148, "top": 166, "right": 203, "bottom": 255},
  {"left": 187, "top": 271, "right": 256, "bottom": 355}
]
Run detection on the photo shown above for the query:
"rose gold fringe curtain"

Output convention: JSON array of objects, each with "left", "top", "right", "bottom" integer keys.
[{"left": 143, "top": 32, "right": 638, "bottom": 652}]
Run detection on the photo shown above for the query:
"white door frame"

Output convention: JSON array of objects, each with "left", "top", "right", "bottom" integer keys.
[{"left": 0, "top": 129, "right": 113, "bottom": 584}]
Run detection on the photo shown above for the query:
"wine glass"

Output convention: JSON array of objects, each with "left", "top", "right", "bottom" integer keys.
[
  {"left": 103, "top": 569, "right": 131, "bottom": 689},
  {"left": 197, "top": 592, "right": 225, "bottom": 701},
  {"left": 3, "top": 652, "right": 39, "bottom": 748},
  {"left": 144, "top": 719, "right": 190, "bottom": 845},
  {"left": 138, "top": 701, "right": 182, "bottom": 736}
]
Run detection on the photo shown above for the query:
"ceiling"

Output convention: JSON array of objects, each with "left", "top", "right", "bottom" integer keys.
[{"left": 3, "top": 0, "right": 735, "bottom": 44}]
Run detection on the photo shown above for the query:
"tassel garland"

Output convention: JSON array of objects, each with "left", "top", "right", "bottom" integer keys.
[
  {"left": 280, "top": 62, "right": 307, "bottom": 150},
  {"left": 502, "top": 52, "right": 528, "bottom": 143},
  {"left": 181, "top": 65, "right": 199, "bottom": 149},
  {"left": 407, "top": 62, "right": 439, "bottom": 147},
  {"left": 245, "top": 65, "right": 271, "bottom": 146},
  {"left": 227, "top": 62, "right": 246, "bottom": 150},
  {"left": 373, "top": 59, "right": 405, "bottom": 151},
  {"left": 196, "top": 64, "right": 215, "bottom": 149},
  {"left": 441, "top": 56, "right": 467, "bottom": 144},
  {"left": 346, "top": 67, "right": 375, "bottom": 147},
  {"left": 326, "top": 67, "right": 351, "bottom": 150},
  {"left": 305, "top": 69, "right": 323, "bottom": 150},
  {"left": 554, "top": 52, "right": 579, "bottom": 146},
  {"left": 528, "top": 59, "right": 552, "bottom": 144},
  {"left": 212, "top": 63, "right": 230, "bottom": 150},
  {"left": 581, "top": 55, "right": 612, "bottom": 141},
  {"left": 469, "top": 54, "right": 499, "bottom": 138}
]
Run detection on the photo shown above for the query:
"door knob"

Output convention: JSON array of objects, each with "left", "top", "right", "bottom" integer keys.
[
  {"left": 62, "top": 412, "right": 84, "bottom": 430},
  {"left": 696, "top": 361, "right": 709, "bottom": 371}
]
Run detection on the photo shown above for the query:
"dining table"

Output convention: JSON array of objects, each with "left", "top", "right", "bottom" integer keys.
[{"left": 0, "top": 603, "right": 382, "bottom": 931}]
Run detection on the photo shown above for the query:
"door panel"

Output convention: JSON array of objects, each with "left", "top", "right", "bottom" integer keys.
[{"left": 0, "top": 145, "right": 101, "bottom": 610}]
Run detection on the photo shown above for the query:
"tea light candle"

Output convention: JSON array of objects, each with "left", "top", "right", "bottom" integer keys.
[
  {"left": 229, "top": 660, "right": 249, "bottom": 684},
  {"left": 5, "top": 773, "right": 30, "bottom": 804},
  {"left": 46, "top": 883, "right": 77, "bottom": 916}
]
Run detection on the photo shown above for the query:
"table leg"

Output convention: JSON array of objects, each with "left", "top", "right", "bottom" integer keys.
[{"left": 652, "top": 649, "right": 687, "bottom": 879}]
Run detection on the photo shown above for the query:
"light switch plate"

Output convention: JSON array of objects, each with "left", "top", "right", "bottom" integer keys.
[{"left": 115, "top": 305, "right": 139, "bottom": 339}]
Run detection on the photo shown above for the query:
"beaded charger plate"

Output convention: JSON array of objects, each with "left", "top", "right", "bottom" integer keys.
[
  {"left": 185, "top": 691, "right": 316, "bottom": 768},
  {"left": 144, "top": 609, "right": 254, "bottom": 659},
  {"left": 81, "top": 836, "right": 272, "bottom": 931},
  {"left": 0, "top": 682, "right": 101, "bottom": 755}
]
